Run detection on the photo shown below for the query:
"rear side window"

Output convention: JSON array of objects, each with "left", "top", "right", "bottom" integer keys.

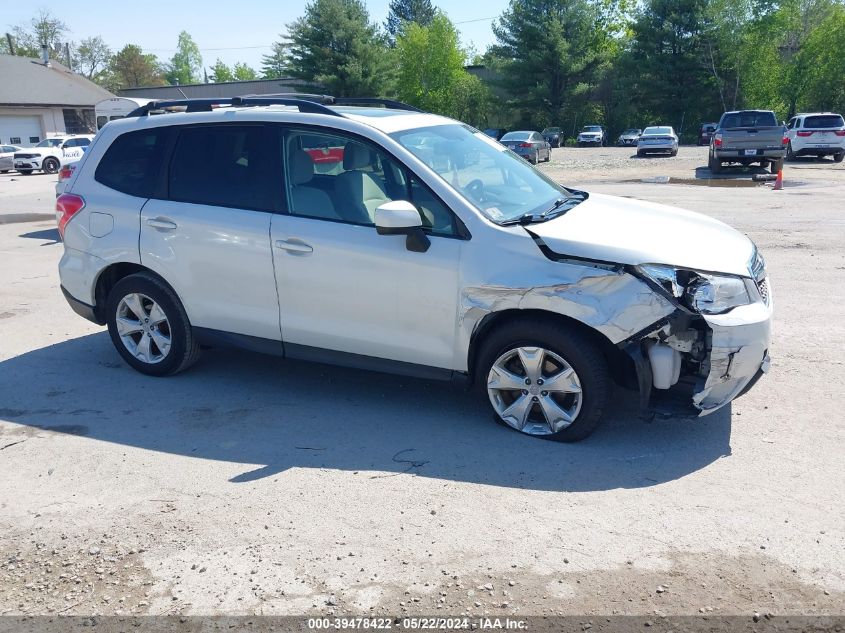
[
  {"left": 721, "top": 111, "right": 778, "bottom": 128},
  {"left": 96, "top": 129, "right": 169, "bottom": 198},
  {"left": 804, "top": 115, "right": 844, "bottom": 129},
  {"left": 168, "top": 125, "right": 277, "bottom": 211}
]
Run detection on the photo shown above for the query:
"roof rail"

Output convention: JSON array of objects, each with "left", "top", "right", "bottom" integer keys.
[
  {"left": 124, "top": 96, "right": 342, "bottom": 118},
  {"left": 240, "top": 93, "right": 422, "bottom": 112}
]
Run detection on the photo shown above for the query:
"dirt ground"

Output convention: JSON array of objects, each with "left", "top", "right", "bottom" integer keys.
[{"left": 0, "top": 146, "right": 843, "bottom": 618}]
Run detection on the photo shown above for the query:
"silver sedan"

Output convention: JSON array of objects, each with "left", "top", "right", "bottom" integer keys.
[{"left": 636, "top": 126, "right": 679, "bottom": 157}]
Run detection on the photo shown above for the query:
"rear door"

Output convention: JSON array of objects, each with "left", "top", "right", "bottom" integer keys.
[{"left": 140, "top": 123, "right": 282, "bottom": 342}]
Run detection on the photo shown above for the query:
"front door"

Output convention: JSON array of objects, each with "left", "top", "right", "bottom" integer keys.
[{"left": 270, "top": 127, "right": 464, "bottom": 370}]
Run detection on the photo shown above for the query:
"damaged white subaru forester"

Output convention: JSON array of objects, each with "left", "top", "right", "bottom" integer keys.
[{"left": 57, "top": 96, "right": 772, "bottom": 441}]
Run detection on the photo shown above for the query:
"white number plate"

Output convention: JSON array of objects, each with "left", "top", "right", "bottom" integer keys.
[{"left": 743, "top": 149, "right": 758, "bottom": 156}]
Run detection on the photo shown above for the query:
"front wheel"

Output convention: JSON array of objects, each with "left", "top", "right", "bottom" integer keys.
[
  {"left": 106, "top": 272, "right": 201, "bottom": 377},
  {"left": 42, "top": 157, "right": 60, "bottom": 174},
  {"left": 770, "top": 158, "right": 784, "bottom": 173},
  {"left": 476, "top": 320, "right": 610, "bottom": 442},
  {"left": 834, "top": 152, "right": 844, "bottom": 163}
]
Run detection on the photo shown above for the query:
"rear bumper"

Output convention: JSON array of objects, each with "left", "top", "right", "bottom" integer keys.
[
  {"left": 792, "top": 145, "right": 845, "bottom": 156},
  {"left": 638, "top": 143, "right": 676, "bottom": 152},
  {"left": 61, "top": 285, "right": 101, "bottom": 324},
  {"left": 715, "top": 149, "right": 785, "bottom": 160}
]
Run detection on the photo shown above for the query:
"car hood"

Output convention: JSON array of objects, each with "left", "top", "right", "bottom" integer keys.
[{"left": 527, "top": 193, "right": 754, "bottom": 277}]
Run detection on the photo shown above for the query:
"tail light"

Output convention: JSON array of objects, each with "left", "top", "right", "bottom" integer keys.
[
  {"left": 796, "top": 131, "right": 813, "bottom": 137},
  {"left": 58, "top": 165, "right": 74, "bottom": 182},
  {"left": 713, "top": 134, "right": 722, "bottom": 148},
  {"left": 519, "top": 142, "right": 532, "bottom": 148},
  {"left": 782, "top": 134, "right": 789, "bottom": 145},
  {"left": 56, "top": 193, "right": 85, "bottom": 239},
  {"left": 835, "top": 130, "right": 845, "bottom": 136}
]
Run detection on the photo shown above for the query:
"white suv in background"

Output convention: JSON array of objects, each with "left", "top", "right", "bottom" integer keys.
[
  {"left": 13, "top": 134, "right": 94, "bottom": 175},
  {"left": 56, "top": 96, "right": 772, "bottom": 442},
  {"left": 785, "top": 112, "right": 845, "bottom": 162}
]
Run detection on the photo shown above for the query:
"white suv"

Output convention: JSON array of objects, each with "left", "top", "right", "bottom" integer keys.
[
  {"left": 785, "top": 112, "right": 845, "bottom": 162},
  {"left": 14, "top": 135, "right": 94, "bottom": 175},
  {"left": 57, "top": 96, "right": 773, "bottom": 441}
]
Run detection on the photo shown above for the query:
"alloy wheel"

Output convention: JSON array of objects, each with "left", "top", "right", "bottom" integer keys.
[
  {"left": 115, "top": 293, "right": 172, "bottom": 364},
  {"left": 487, "top": 346, "right": 583, "bottom": 435}
]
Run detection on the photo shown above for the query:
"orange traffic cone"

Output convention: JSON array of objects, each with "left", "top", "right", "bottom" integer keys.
[{"left": 773, "top": 169, "right": 783, "bottom": 190}]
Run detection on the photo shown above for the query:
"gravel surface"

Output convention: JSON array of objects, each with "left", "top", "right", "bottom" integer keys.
[{"left": 0, "top": 148, "right": 843, "bottom": 617}]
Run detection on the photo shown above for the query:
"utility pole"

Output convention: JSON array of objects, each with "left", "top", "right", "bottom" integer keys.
[
  {"left": 64, "top": 43, "right": 72, "bottom": 71},
  {"left": 5, "top": 33, "right": 14, "bottom": 55}
]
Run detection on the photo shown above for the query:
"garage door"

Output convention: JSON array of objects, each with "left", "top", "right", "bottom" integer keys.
[{"left": 0, "top": 115, "right": 44, "bottom": 147}]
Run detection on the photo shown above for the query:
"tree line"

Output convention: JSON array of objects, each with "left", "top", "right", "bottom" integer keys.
[{"left": 3, "top": 0, "right": 844, "bottom": 139}]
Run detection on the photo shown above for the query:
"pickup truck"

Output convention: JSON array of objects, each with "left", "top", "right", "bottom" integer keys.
[{"left": 708, "top": 110, "right": 786, "bottom": 174}]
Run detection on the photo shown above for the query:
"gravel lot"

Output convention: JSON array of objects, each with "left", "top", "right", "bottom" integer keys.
[{"left": 1, "top": 146, "right": 843, "bottom": 618}]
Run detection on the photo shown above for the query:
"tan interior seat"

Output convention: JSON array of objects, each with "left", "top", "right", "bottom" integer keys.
[
  {"left": 289, "top": 149, "right": 340, "bottom": 220},
  {"left": 334, "top": 142, "right": 391, "bottom": 223}
]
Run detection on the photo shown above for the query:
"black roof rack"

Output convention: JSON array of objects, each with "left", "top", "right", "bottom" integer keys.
[
  {"left": 124, "top": 96, "right": 343, "bottom": 118},
  {"left": 225, "top": 93, "right": 423, "bottom": 112}
]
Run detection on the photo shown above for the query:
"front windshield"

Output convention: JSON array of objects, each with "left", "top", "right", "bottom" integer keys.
[
  {"left": 583, "top": 126, "right": 602, "bottom": 132},
  {"left": 391, "top": 124, "right": 573, "bottom": 224},
  {"left": 36, "top": 139, "right": 63, "bottom": 148}
]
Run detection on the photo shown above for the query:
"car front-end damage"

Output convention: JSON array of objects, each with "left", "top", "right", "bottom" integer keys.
[{"left": 463, "top": 232, "right": 772, "bottom": 416}]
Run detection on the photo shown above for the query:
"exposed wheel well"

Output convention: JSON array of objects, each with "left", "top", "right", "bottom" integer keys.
[
  {"left": 93, "top": 263, "right": 163, "bottom": 323},
  {"left": 467, "top": 309, "right": 637, "bottom": 389}
]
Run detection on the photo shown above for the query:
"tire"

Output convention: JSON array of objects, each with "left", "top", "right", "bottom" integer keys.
[
  {"left": 770, "top": 158, "right": 784, "bottom": 173},
  {"left": 637, "top": 150, "right": 644, "bottom": 157},
  {"left": 670, "top": 149, "right": 678, "bottom": 157},
  {"left": 475, "top": 318, "right": 611, "bottom": 442},
  {"left": 42, "top": 157, "right": 60, "bottom": 174},
  {"left": 530, "top": 151, "right": 538, "bottom": 164},
  {"left": 18, "top": 169, "right": 32, "bottom": 175},
  {"left": 106, "top": 272, "right": 201, "bottom": 377},
  {"left": 785, "top": 142, "right": 796, "bottom": 161},
  {"left": 0, "top": 170, "right": 8, "bottom": 174},
  {"left": 708, "top": 153, "right": 722, "bottom": 174},
  {"left": 834, "top": 152, "right": 844, "bottom": 163}
]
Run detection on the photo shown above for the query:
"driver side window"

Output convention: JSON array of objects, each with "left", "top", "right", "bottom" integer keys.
[{"left": 283, "top": 128, "right": 460, "bottom": 237}]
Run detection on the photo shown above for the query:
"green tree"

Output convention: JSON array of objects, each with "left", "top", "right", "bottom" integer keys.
[
  {"left": 491, "top": 0, "right": 609, "bottom": 127},
  {"left": 166, "top": 31, "right": 203, "bottom": 85},
  {"left": 209, "top": 59, "right": 234, "bottom": 83},
  {"left": 233, "top": 62, "right": 258, "bottom": 80},
  {"left": 797, "top": 5, "right": 845, "bottom": 112},
  {"left": 74, "top": 36, "right": 112, "bottom": 80},
  {"left": 104, "top": 44, "right": 166, "bottom": 90},
  {"left": 4, "top": 9, "right": 68, "bottom": 59},
  {"left": 395, "top": 13, "right": 489, "bottom": 123},
  {"left": 285, "top": 0, "right": 394, "bottom": 97},
  {"left": 261, "top": 42, "right": 288, "bottom": 78},
  {"left": 385, "top": 0, "right": 436, "bottom": 43}
]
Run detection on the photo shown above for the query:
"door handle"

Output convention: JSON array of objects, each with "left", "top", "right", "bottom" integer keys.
[
  {"left": 147, "top": 218, "right": 178, "bottom": 230},
  {"left": 275, "top": 239, "right": 313, "bottom": 254}
]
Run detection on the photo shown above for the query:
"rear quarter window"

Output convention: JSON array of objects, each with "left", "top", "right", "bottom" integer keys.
[
  {"left": 804, "top": 115, "right": 844, "bottom": 128},
  {"left": 95, "top": 129, "right": 170, "bottom": 198}
]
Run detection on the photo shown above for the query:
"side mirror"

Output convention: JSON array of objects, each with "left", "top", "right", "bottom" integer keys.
[{"left": 375, "top": 200, "right": 430, "bottom": 253}]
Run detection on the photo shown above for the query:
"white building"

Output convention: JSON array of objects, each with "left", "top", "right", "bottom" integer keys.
[{"left": 0, "top": 53, "right": 114, "bottom": 147}]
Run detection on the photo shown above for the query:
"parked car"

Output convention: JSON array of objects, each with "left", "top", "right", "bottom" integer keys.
[
  {"left": 617, "top": 129, "right": 642, "bottom": 147},
  {"left": 709, "top": 110, "right": 786, "bottom": 174},
  {"left": 13, "top": 135, "right": 94, "bottom": 175},
  {"left": 0, "top": 144, "right": 22, "bottom": 173},
  {"left": 57, "top": 95, "right": 772, "bottom": 442},
  {"left": 499, "top": 131, "right": 552, "bottom": 164},
  {"left": 541, "top": 127, "right": 563, "bottom": 147},
  {"left": 697, "top": 123, "right": 718, "bottom": 146},
  {"left": 785, "top": 112, "right": 845, "bottom": 162},
  {"left": 576, "top": 125, "right": 606, "bottom": 147},
  {"left": 482, "top": 128, "right": 508, "bottom": 141},
  {"left": 636, "top": 126, "right": 679, "bottom": 156}
]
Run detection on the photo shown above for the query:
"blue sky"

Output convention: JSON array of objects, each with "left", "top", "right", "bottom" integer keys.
[{"left": 4, "top": 1, "right": 511, "bottom": 75}]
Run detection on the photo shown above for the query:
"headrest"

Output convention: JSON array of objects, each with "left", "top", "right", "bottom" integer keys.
[
  {"left": 343, "top": 142, "right": 374, "bottom": 170},
  {"left": 290, "top": 149, "right": 315, "bottom": 186}
]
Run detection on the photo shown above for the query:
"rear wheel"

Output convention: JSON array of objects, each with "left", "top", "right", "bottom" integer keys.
[
  {"left": 786, "top": 142, "right": 796, "bottom": 161},
  {"left": 476, "top": 319, "right": 610, "bottom": 442},
  {"left": 770, "top": 158, "right": 784, "bottom": 173},
  {"left": 106, "top": 272, "right": 201, "bottom": 377},
  {"left": 834, "top": 152, "right": 844, "bottom": 163},
  {"left": 42, "top": 157, "right": 60, "bottom": 174},
  {"left": 708, "top": 153, "right": 722, "bottom": 174}
]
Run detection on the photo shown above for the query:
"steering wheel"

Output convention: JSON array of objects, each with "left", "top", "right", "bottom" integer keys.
[{"left": 464, "top": 179, "right": 485, "bottom": 202}]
